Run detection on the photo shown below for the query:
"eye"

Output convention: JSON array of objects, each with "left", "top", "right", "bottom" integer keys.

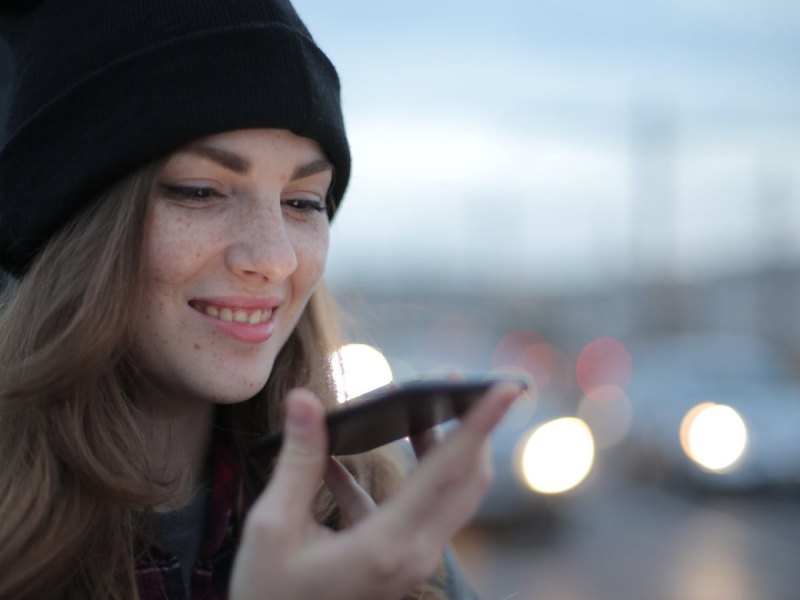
[
  {"left": 282, "top": 198, "right": 327, "bottom": 213},
  {"left": 159, "top": 183, "right": 224, "bottom": 202}
]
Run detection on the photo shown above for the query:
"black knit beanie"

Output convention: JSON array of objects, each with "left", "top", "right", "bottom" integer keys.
[{"left": 0, "top": 0, "right": 350, "bottom": 275}]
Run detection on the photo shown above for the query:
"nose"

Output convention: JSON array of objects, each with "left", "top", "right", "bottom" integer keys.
[{"left": 226, "top": 201, "right": 298, "bottom": 282}]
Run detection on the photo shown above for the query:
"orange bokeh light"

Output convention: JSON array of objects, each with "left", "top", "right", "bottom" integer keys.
[{"left": 575, "top": 336, "right": 633, "bottom": 394}]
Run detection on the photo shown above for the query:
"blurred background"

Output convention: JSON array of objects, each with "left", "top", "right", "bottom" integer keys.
[{"left": 3, "top": 1, "right": 800, "bottom": 598}]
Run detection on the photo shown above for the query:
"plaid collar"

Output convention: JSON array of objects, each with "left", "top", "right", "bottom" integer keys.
[{"left": 135, "top": 434, "right": 241, "bottom": 600}]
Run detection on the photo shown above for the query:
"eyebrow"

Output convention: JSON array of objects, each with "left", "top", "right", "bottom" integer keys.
[
  {"left": 291, "top": 157, "right": 334, "bottom": 180},
  {"left": 182, "top": 144, "right": 333, "bottom": 180},
  {"left": 184, "top": 144, "right": 250, "bottom": 173}
]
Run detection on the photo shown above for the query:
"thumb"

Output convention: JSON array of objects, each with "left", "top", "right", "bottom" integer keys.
[{"left": 255, "top": 388, "right": 329, "bottom": 529}]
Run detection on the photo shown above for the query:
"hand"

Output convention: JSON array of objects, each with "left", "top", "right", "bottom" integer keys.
[{"left": 229, "top": 383, "right": 521, "bottom": 600}]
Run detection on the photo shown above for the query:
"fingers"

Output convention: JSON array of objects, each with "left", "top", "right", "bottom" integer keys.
[
  {"left": 378, "top": 382, "right": 522, "bottom": 539},
  {"left": 249, "top": 388, "right": 328, "bottom": 535},
  {"left": 454, "top": 381, "right": 520, "bottom": 438},
  {"left": 409, "top": 428, "right": 440, "bottom": 459},
  {"left": 323, "top": 457, "right": 376, "bottom": 525},
  {"left": 233, "top": 383, "right": 520, "bottom": 600}
]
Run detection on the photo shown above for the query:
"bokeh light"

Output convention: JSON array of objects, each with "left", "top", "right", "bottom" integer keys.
[
  {"left": 492, "top": 329, "right": 559, "bottom": 391},
  {"left": 517, "top": 417, "right": 595, "bottom": 495},
  {"left": 577, "top": 385, "right": 633, "bottom": 449},
  {"left": 575, "top": 336, "right": 633, "bottom": 394},
  {"left": 329, "top": 343, "right": 394, "bottom": 403},
  {"left": 680, "top": 403, "right": 748, "bottom": 473}
]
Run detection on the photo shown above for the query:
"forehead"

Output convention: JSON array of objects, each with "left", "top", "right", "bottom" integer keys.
[
  {"left": 164, "top": 129, "right": 332, "bottom": 177},
  {"left": 185, "top": 129, "right": 326, "bottom": 157}
]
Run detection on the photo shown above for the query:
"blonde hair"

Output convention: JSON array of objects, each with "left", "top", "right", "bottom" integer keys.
[{"left": 0, "top": 163, "right": 445, "bottom": 599}]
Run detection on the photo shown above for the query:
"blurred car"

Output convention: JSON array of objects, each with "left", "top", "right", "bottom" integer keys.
[{"left": 619, "top": 332, "right": 800, "bottom": 492}]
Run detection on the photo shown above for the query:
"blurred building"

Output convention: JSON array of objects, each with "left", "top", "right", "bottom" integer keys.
[{"left": 332, "top": 263, "right": 800, "bottom": 378}]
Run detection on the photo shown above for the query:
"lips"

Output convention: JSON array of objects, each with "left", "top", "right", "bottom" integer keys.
[{"left": 188, "top": 298, "right": 280, "bottom": 343}]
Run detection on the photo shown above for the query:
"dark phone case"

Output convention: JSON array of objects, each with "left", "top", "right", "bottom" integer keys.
[{"left": 250, "top": 376, "right": 527, "bottom": 457}]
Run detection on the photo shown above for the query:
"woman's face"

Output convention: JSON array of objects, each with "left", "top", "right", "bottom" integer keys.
[{"left": 132, "top": 129, "right": 332, "bottom": 405}]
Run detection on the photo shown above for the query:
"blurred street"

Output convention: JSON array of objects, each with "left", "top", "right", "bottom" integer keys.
[{"left": 455, "top": 469, "right": 800, "bottom": 600}]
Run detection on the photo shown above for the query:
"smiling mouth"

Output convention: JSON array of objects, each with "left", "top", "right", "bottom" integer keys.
[{"left": 189, "top": 302, "right": 273, "bottom": 325}]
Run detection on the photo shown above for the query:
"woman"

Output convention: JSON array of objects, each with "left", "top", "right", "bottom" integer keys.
[{"left": 0, "top": 2, "right": 521, "bottom": 599}]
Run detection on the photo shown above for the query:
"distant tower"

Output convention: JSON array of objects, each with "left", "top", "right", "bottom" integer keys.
[
  {"left": 756, "top": 157, "right": 793, "bottom": 267},
  {"left": 629, "top": 101, "right": 682, "bottom": 332},
  {"left": 629, "top": 102, "right": 678, "bottom": 281}
]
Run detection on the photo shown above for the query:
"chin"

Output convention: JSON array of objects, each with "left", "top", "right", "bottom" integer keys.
[
  {"left": 209, "top": 391, "right": 264, "bottom": 405},
  {"left": 185, "top": 354, "right": 278, "bottom": 404},
  {"left": 201, "top": 377, "right": 271, "bottom": 405}
]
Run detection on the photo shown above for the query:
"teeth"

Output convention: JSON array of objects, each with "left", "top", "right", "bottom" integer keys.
[{"left": 197, "top": 304, "right": 272, "bottom": 325}]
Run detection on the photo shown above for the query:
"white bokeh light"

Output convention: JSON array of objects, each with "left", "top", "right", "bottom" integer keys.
[
  {"left": 680, "top": 403, "right": 748, "bottom": 473},
  {"left": 329, "top": 343, "right": 394, "bottom": 403},
  {"left": 517, "top": 417, "right": 595, "bottom": 495}
]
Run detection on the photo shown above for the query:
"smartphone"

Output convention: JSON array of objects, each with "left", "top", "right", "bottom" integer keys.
[{"left": 250, "top": 375, "right": 528, "bottom": 457}]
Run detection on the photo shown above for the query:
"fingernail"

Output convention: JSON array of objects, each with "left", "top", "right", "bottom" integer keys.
[{"left": 288, "top": 397, "right": 312, "bottom": 430}]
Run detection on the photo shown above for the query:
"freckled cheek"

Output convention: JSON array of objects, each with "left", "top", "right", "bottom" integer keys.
[
  {"left": 294, "top": 230, "right": 329, "bottom": 287},
  {"left": 145, "top": 224, "right": 216, "bottom": 284}
]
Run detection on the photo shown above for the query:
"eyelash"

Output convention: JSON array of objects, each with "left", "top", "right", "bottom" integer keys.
[
  {"left": 283, "top": 198, "right": 326, "bottom": 213},
  {"left": 160, "top": 184, "right": 221, "bottom": 201},
  {"left": 159, "top": 184, "right": 327, "bottom": 213}
]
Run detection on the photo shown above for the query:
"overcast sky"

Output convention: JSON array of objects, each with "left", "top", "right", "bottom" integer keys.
[
  {"left": 292, "top": 0, "right": 800, "bottom": 292},
  {"left": 2, "top": 2, "right": 796, "bottom": 291}
]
